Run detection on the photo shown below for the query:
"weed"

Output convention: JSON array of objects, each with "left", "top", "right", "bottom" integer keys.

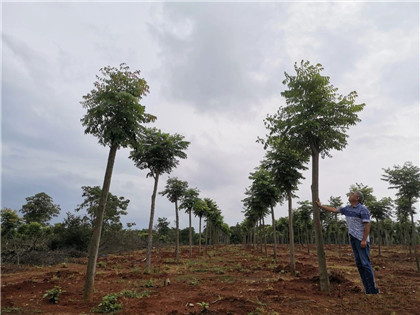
[
  {"left": 61, "top": 262, "right": 67, "bottom": 268},
  {"left": 97, "top": 261, "right": 107, "bottom": 268},
  {"left": 144, "top": 279, "right": 154, "bottom": 288},
  {"left": 42, "top": 286, "right": 63, "bottom": 304},
  {"left": 374, "top": 265, "right": 380, "bottom": 271},
  {"left": 190, "top": 279, "right": 198, "bottom": 286},
  {"left": 92, "top": 293, "right": 122, "bottom": 313},
  {"left": 197, "top": 301, "right": 209, "bottom": 312}
]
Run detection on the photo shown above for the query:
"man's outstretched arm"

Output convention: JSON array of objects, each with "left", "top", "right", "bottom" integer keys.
[{"left": 316, "top": 200, "right": 339, "bottom": 213}]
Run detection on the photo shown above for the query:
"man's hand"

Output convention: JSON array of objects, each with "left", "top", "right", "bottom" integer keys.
[
  {"left": 361, "top": 240, "right": 367, "bottom": 248},
  {"left": 316, "top": 199, "right": 322, "bottom": 207}
]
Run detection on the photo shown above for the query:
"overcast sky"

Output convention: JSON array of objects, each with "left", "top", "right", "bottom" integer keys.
[{"left": 2, "top": 1, "right": 419, "bottom": 231}]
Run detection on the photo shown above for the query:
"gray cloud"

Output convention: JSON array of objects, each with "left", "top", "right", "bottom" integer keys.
[{"left": 150, "top": 3, "right": 287, "bottom": 115}]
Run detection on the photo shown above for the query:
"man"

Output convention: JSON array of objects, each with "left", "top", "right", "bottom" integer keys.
[{"left": 316, "top": 191, "right": 379, "bottom": 294}]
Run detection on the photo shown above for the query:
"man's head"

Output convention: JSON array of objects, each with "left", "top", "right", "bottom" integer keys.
[{"left": 349, "top": 191, "right": 364, "bottom": 204}]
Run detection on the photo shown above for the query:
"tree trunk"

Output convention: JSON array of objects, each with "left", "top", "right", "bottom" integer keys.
[
  {"left": 205, "top": 219, "right": 209, "bottom": 254},
  {"left": 189, "top": 209, "right": 193, "bottom": 257},
  {"left": 199, "top": 216, "right": 202, "bottom": 255},
  {"left": 84, "top": 144, "right": 117, "bottom": 301},
  {"left": 263, "top": 217, "right": 268, "bottom": 257},
  {"left": 175, "top": 199, "right": 179, "bottom": 262},
  {"left": 146, "top": 173, "right": 160, "bottom": 273},
  {"left": 377, "top": 219, "right": 382, "bottom": 256},
  {"left": 335, "top": 214, "right": 342, "bottom": 258},
  {"left": 408, "top": 198, "right": 420, "bottom": 272},
  {"left": 288, "top": 191, "right": 295, "bottom": 274},
  {"left": 305, "top": 223, "right": 310, "bottom": 254},
  {"left": 310, "top": 148, "right": 330, "bottom": 292},
  {"left": 271, "top": 205, "right": 277, "bottom": 262}
]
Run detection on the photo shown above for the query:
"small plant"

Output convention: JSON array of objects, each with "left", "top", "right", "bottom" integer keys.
[
  {"left": 42, "top": 286, "right": 63, "bottom": 304},
  {"left": 374, "top": 265, "right": 380, "bottom": 271},
  {"left": 61, "top": 262, "right": 68, "bottom": 268},
  {"left": 190, "top": 279, "right": 198, "bottom": 286},
  {"left": 51, "top": 275, "right": 60, "bottom": 283},
  {"left": 294, "top": 271, "right": 300, "bottom": 277},
  {"left": 197, "top": 301, "right": 209, "bottom": 313},
  {"left": 93, "top": 293, "right": 122, "bottom": 313},
  {"left": 97, "top": 261, "right": 107, "bottom": 268},
  {"left": 144, "top": 279, "right": 154, "bottom": 288}
]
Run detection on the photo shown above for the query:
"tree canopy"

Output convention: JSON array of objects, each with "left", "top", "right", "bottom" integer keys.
[
  {"left": 80, "top": 63, "right": 155, "bottom": 148},
  {"left": 76, "top": 186, "right": 129, "bottom": 231},
  {"left": 130, "top": 127, "right": 189, "bottom": 179},
  {"left": 20, "top": 192, "right": 60, "bottom": 225}
]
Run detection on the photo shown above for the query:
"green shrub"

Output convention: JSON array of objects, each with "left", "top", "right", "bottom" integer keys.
[
  {"left": 42, "top": 286, "right": 63, "bottom": 304},
  {"left": 93, "top": 293, "right": 122, "bottom": 313}
]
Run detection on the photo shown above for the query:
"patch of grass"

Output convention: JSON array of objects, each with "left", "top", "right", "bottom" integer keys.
[
  {"left": 1, "top": 307, "right": 21, "bottom": 313},
  {"left": 119, "top": 289, "right": 140, "bottom": 298},
  {"left": 218, "top": 275, "right": 237, "bottom": 284},
  {"left": 214, "top": 267, "right": 225, "bottom": 274},
  {"left": 138, "top": 289, "right": 152, "bottom": 298}
]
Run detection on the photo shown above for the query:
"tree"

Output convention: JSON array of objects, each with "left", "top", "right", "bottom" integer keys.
[
  {"left": 203, "top": 198, "right": 219, "bottom": 251},
  {"left": 155, "top": 217, "right": 171, "bottom": 243},
  {"left": 180, "top": 187, "right": 200, "bottom": 257},
  {"left": 1, "top": 208, "right": 22, "bottom": 237},
  {"left": 264, "top": 60, "right": 365, "bottom": 291},
  {"left": 192, "top": 198, "right": 209, "bottom": 254},
  {"left": 243, "top": 165, "right": 279, "bottom": 260},
  {"left": 244, "top": 164, "right": 280, "bottom": 261},
  {"left": 76, "top": 186, "right": 129, "bottom": 233},
  {"left": 129, "top": 127, "right": 189, "bottom": 272},
  {"left": 264, "top": 144, "right": 308, "bottom": 271},
  {"left": 50, "top": 212, "right": 91, "bottom": 252},
  {"left": 160, "top": 177, "right": 189, "bottom": 261},
  {"left": 20, "top": 192, "right": 60, "bottom": 225},
  {"left": 80, "top": 64, "right": 154, "bottom": 301},
  {"left": 296, "top": 200, "right": 313, "bottom": 254},
  {"left": 382, "top": 161, "right": 420, "bottom": 271},
  {"left": 369, "top": 197, "right": 393, "bottom": 256}
]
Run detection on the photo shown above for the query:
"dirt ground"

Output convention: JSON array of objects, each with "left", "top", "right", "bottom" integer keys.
[{"left": 1, "top": 244, "right": 420, "bottom": 314}]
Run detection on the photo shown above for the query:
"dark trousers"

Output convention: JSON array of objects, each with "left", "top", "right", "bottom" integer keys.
[{"left": 349, "top": 234, "right": 379, "bottom": 294}]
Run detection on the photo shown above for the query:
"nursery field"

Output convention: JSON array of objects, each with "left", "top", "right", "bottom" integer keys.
[{"left": 1, "top": 244, "right": 420, "bottom": 314}]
